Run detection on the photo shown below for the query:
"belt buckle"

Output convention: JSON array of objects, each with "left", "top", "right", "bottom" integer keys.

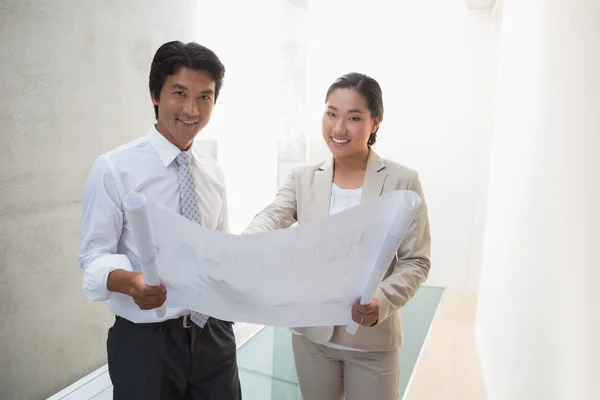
[{"left": 182, "top": 315, "right": 195, "bottom": 328}]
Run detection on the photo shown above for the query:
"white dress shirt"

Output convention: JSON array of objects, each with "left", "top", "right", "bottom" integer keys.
[{"left": 77, "top": 125, "right": 228, "bottom": 323}]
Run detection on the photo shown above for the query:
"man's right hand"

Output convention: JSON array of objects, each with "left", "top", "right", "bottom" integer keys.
[
  {"left": 128, "top": 273, "right": 167, "bottom": 310},
  {"left": 107, "top": 270, "right": 167, "bottom": 310}
]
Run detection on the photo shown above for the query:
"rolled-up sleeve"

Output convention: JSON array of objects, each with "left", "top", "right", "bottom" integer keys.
[{"left": 77, "top": 157, "right": 132, "bottom": 301}]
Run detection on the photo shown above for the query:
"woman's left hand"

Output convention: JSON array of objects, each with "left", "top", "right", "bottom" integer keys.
[{"left": 352, "top": 298, "right": 380, "bottom": 327}]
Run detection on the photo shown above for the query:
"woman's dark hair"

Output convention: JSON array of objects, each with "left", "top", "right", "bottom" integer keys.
[
  {"left": 325, "top": 72, "right": 384, "bottom": 145},
  {"left": 149, "top": 41, "right": 225, "bottom": 119}
]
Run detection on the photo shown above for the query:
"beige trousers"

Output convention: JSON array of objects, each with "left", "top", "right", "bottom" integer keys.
[{"left": 291, "top": 334, "right": 400, "bottom": 400}]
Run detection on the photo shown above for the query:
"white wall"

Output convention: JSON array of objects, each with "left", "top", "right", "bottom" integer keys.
[
  {"left": 305, "top": 0, "right": 499, "bottom": 290},
  {"left": 466, "top": 1, "right": 504, "bottom": 290},
  {"left": 196, "top": 0, "right": 501, "bottom": 290},
  {"left": 0, "top": 1, "right": 198, "bottom": 398},
  {"left": 475, "top": 0, "right": 600, "bottom": 398},
  {"left": 196, "top": 0, "right": 306, "bottom": 234}
]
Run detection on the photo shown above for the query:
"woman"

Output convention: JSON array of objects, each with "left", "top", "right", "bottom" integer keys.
[{"left": 244, "top": 73, "right": 431, "bottom": 400}]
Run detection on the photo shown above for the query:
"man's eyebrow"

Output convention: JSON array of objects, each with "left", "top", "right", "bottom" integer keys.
[
  {"left": 171, "top": 85, "right": 214, "bottom": 95},
  {"left": 172, "top": 83, "right": 188, "bottom": 91}
]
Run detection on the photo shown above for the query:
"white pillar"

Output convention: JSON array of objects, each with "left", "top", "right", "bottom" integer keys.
[
  {"left": 199, "top": 0, "right": 281, "bottom": 233},
  {"left": 476, "top": 0, "right": 600, "bottom": 399}
]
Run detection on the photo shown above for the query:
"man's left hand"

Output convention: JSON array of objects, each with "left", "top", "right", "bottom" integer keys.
[{"left": 352, "top": 298, "right": 380, "bottom": 327}]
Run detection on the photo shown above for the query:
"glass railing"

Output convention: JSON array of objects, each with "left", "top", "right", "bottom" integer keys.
[{"left": 236, "top": 286, "right": 444, "bottom": 400}]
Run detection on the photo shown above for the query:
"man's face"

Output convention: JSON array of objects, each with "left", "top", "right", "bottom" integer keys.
[{"left": 152, "top": 67, "right": 216, "bottom": 150}]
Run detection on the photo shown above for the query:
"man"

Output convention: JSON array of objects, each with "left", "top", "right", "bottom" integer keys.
[{"left": 77, "top": 41, "right": 241, "bottom": 400}]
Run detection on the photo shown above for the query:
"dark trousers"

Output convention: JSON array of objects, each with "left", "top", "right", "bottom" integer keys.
[{"left": 107, "top": 316, "right": 242, "bottom": 400}]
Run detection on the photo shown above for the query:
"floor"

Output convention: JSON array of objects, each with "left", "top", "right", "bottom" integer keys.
[
  {"left": 49, "top": 286, "right": 453, "bottom": 400},
  {"left": 405, "top": 290, "right": 487, "bottom": 400}
]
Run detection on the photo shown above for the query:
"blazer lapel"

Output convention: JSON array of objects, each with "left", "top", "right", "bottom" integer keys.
[
  {"left": 361, "top": 150, "right": 387, "bottom": 203},
  {"left": 310, "top": 157, "right": 334, "bottom": 222}
]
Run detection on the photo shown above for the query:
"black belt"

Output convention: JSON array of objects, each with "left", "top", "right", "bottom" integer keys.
[{"left": 117, "top": 315, "right": 201, "bottom": 329}]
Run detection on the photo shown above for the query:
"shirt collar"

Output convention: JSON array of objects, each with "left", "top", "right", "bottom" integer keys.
[{"left": 147, "top": 125, "right": 186, "bottom": 167}]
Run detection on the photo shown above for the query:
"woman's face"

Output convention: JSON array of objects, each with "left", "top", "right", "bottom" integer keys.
[{"left": 322, "top": 88, "right": 381, "bottom": 160}]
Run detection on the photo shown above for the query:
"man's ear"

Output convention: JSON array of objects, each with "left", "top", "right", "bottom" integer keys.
[{"left": 150, "top": 89, "right": 159, "bottom": 106}]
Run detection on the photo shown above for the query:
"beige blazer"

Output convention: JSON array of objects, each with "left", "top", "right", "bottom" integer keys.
[{"left": 243, "top": 150, "right": 431, "bottom": 352}]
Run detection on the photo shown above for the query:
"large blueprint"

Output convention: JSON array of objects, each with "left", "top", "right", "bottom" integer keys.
[{"left": 132, "top": 190, "right": 419, "bottom": 327}]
